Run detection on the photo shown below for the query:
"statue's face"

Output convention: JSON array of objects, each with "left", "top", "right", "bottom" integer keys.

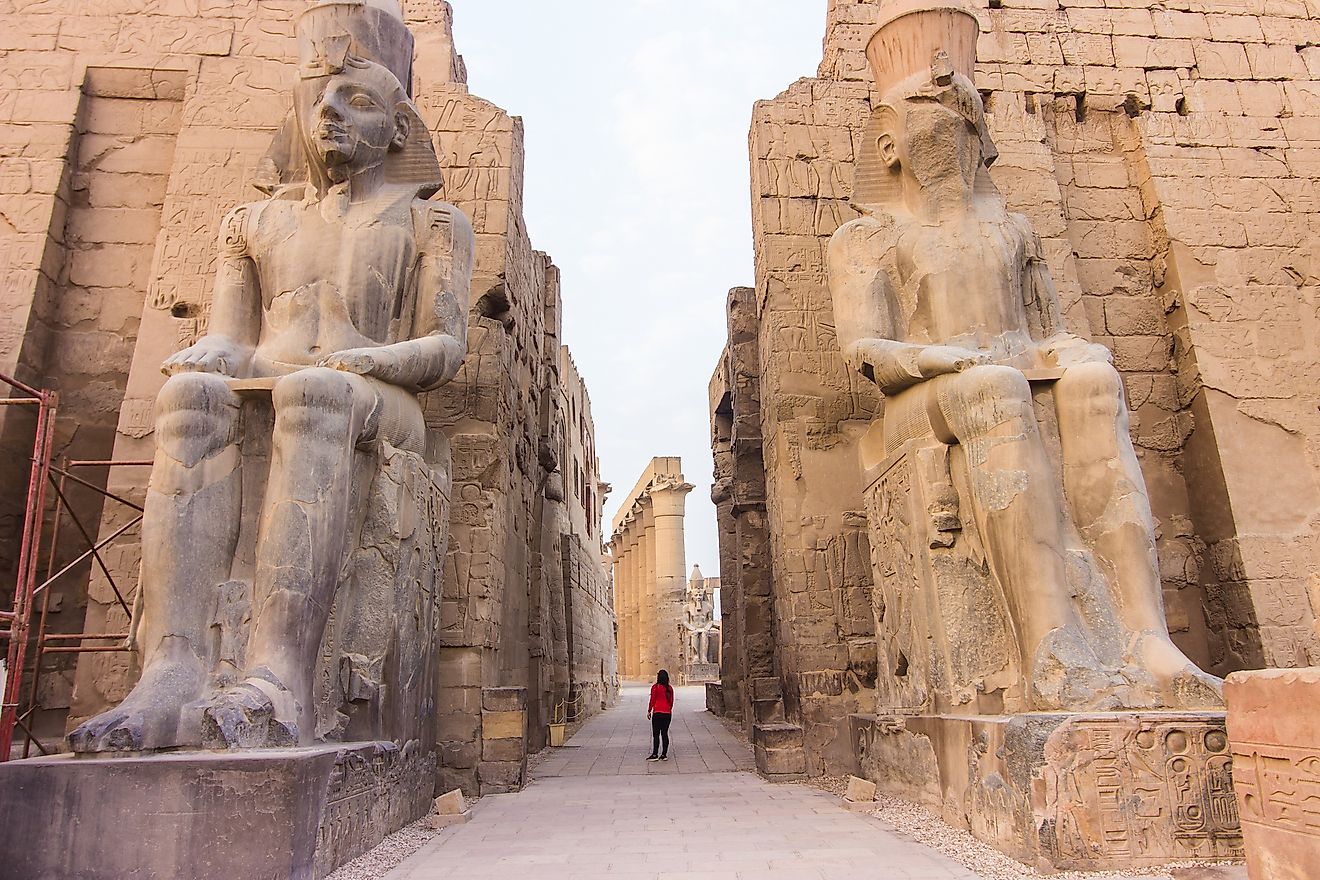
[
  {"left": 898, "top": 100, "right": 981, "bottom": 196},
  {"left": 296, "top": 66, "right": 404, "bottom": 176}
]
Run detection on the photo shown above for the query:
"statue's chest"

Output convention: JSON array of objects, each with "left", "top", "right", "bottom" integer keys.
[
  {"left": 898, "top": 218, "right": 1022, "bottom": 291},
  {"left": 254, "top": 201, "right": 416, "bottom": 301}
]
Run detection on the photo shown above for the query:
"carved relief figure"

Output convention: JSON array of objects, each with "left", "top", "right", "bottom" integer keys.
[
  {"left": 71, "top": 0, "right": 473, "bottom": 752},
  {"left": 829, "top": 1, "right": 1219, "bottom": 711}
]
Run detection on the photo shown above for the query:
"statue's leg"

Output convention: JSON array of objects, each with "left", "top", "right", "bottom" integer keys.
[
  {"left": 936, "top": 366, "right": 1120, "bottom": 710},
  {"left": 70, "top": 372, "right": 243, "bottom": 752},
  {"left": 1054, "top": 362, "right": 1222, "bottom": 706},
  {"left": 202, "top": 367, "right": 377, "bottom": 748}
]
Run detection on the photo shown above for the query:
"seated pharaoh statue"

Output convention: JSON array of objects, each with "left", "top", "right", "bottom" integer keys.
[
  {"left": 829, "top": 2, "right": 1221, "bottom": 713},
  {"left": 70, "top": 0, "right": 473, "bottom": 753}
]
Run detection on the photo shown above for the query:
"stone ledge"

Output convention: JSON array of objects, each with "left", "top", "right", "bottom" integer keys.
[{"left": 0, "top": 741, "right": 435, "bottom": 880}]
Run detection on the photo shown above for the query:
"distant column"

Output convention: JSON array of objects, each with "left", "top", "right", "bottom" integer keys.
[
  {"left": 625, "top": 520, "right": 641, "bottom": 678},
  {"left": 637, "top": 500, "right": 655, "bottom": 677},
  {"left": 650, "top": 481, "right": 693, "bottom": 683}
]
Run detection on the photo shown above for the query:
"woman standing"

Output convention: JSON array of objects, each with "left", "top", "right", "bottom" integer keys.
[{"left": 647, "top": 670, "right": 674, "bottom": 761}]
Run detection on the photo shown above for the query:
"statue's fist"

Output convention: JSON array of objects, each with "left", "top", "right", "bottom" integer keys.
[
  {"left": 162, "top": 338, "right": 244, "bottom": 377},
  {"left": 916, "top": 345, "right": 990, "bottom": 378},
  {"left": 1045, "top": 335, "right": 1114, "bottom": 368},
  {"left": 319, "top": 348, "right": 395, "bottom": 377}
]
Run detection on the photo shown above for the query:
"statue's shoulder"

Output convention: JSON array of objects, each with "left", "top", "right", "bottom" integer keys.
[
  {"left": 410, "top": 198, "right": 474, "bottom": 251},
  {"left": 829, "top": 211, "right": 900, "bottom": 261},
  {"left": 218, "top": 197, "right": 277, "bottom": 256}
]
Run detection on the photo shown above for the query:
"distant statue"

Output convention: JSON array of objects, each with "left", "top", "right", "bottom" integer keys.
[
  {"left": 71, "top": 0, "right": 472, "bottom": 752},
  {"left": 830, "top": 1, "right": 1220, "bottom": 711}
]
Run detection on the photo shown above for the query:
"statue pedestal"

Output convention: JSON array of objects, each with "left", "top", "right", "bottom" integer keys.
[
  {"left": 0, "top": 741, "right": 434, "bottom": 880},
  {"left": 851, "top": 711, "right": 1243, "bottom": 872}
]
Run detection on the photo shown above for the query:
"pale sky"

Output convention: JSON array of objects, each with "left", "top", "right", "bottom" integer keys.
[{"left": 450, "top": 1, "right": 829, "bottom": 578}]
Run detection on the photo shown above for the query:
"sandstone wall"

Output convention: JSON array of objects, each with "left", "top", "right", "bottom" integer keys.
[
  {"left": 726, "top": 0, "right": 1320, "bottom": 775},
  {"left": 0, "top": 0, "right": 615, "bottom": 791}
]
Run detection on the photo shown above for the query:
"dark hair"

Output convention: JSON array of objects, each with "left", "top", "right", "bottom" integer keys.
[{"left": 657, "top": 669, "right": 673, "bottom": 706}]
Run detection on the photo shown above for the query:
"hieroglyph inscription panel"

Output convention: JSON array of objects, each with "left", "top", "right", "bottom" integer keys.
[{"left": 1042, "top": 716, "right": 1243, "bottom": 867}]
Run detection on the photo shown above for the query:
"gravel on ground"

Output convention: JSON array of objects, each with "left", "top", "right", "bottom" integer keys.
[{"left": 324, "top": 819, "right": 438, "bottom": 880}]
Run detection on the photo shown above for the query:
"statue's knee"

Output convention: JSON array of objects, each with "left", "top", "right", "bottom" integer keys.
[
  {"left": 959, "top": 365, "right": 1032, "bottom": 404},
  {"left": 1059, "top": 362, "right": 1125, "bottom": 413},
  {"left": 157, "top": 372, "right": 232, "bottom": 415},
  {"left": 273, "top": 368, "right": 356, "bottom": 436},
  {"left": 155, "top": 373, "right": 237, "bottom": 452}
]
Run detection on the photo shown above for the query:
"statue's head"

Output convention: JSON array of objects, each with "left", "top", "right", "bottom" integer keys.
[
  {"left": 853, "top": 2, "right": 998, "bottom": 211},
  {"left": 297, "top": 62, "right": 411, "bottom": 182},
  {"left": 257, "top": 0, "right": 443, "bottom": 197}
]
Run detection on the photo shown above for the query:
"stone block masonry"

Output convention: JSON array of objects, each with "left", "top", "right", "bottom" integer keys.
[
  {"left": 712, "top": 0, "right": 1320, "bottom": 783},
  {"left": 0, "top": 0, "right": 617, "bottom": 800}
]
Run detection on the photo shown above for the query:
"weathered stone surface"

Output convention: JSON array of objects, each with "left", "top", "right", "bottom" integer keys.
[
  {"left": 1226, "top": 668, "right": 1320, "bottom": 880},
  {"left": 844, "top": 775, "right": 876, "bottom": 803},
  {"left": 0, "top": 742, "right": 432, "bottom": 880},
  {"left": 857, "top": 711, "right": 1241, "bottom": 872}
]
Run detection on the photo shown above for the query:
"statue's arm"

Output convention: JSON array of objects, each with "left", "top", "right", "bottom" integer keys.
[
  {"left": 1016, "top": 216, "right": 1113, "bottom": 367},
  {"left": 161, "top": 205, "right": 261, "bottom": 377},
  {"left": 323, "top": 202, "right": 473, "bottom": 392},
  {"left": 827, "top": 217, "right": 984, "bottom": 394}
]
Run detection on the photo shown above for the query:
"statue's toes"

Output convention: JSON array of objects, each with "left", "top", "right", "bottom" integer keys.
[
  {"left": 202, "top": 687, "right": 275, "bottom": 749},
  {"left": 103, "top": 720, "right": 147, "bottom": 752},
  {"left": 68, "top": 711, "right": 134, "bottom": 753},
  {"left": 1169, "top": 666, "right": 1224, "bottom": 710}
]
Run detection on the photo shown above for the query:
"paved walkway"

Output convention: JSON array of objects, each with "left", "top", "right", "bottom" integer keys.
[{"left": 384, "top": 685, "right": 982, "bottom": 880}]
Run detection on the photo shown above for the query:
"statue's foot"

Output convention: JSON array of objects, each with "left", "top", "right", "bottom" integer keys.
[
  {"left": 1130, "top": 633, "right": 1224, "bottom": 710},
  {"left": 68, "top": 659, "right": 205, "bottom": 753},
  {"left": 202, "top": 675, "right": 299, "bottom": 749},
  {"left": 1030, "top": 625, "right": 1129, "bottom": 712}
]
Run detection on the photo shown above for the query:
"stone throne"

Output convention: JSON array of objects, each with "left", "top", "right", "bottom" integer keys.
[{"left": 831, "top": 1, "right": 1242, "bottom": 872}]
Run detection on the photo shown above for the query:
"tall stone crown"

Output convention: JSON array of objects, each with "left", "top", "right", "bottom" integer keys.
[
  {"left": 297, "top": 0, "right": 415, "bottom": 97},
  {"left": 865, "top": 0, "right": 979, "bottom": 101}
]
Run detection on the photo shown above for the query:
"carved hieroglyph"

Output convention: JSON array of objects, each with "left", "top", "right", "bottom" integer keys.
[
  {"left": 829, "top": 0, "right": 1221, "bottom": 715},
  {"left": 1226, "top": 668, "right": 1320, "bottom": 880},
  {"left": 69, "top": 0, "right": 472, "bottom": 754}
]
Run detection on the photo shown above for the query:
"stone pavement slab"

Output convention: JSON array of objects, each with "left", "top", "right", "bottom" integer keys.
[{"left": 385, "top": 686, "right": 982, "bottom": 879}]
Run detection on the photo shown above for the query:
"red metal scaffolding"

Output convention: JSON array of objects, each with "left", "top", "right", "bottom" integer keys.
[{"left": 0, "top": 372, "right": 152, "bottom": 762}]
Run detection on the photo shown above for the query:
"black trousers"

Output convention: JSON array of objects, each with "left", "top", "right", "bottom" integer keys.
[{"left": 651, "top": 712, "right": 672, "bottom": 756}]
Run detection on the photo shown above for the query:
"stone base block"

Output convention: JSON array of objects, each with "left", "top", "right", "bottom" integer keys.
[
  {"left": 687, "top": 663, "right": 719, "bottom": 682},
  {"left": 0, "top": 742, "right": 434, "bottom": 880},
  {"left": 1226, "top": 668, "right": 1320, "bottom": 880},
  {"left": 705, "top": 682, "right": 724, "bottom": 715},
  {"left": 855, "top": 712, "right": 1243, "bottom": 873},
  {"left": 754, "top": 721, "right": 807, "bottom": 780}
]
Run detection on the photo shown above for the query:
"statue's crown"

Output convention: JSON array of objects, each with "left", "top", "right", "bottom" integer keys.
[
  {"left": 865, "top": 1, "right": 980, "bottom": 101},
  {"left": 297, "top": 0, "right": 414, "bottom": 96}
]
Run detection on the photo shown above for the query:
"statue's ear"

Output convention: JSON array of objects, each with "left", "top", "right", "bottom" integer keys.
[
  {"left": 391, "top": 102, "right": 412, "bottom": 152},
  {"left": 875, "top": 105, "right": 901, "bottom": 170}
]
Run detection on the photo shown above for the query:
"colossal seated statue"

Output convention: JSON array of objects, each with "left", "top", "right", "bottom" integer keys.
[
  {"left": 70, "top": 0, "right": 473, "bottom": 753},
  {"left": 829, "top": 1, "right": 1221, "bottom": 713}
]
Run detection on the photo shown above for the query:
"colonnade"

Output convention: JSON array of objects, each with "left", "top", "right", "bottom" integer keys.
[{"left": 610, "top": 458, "right": 693, "bottom": 683}]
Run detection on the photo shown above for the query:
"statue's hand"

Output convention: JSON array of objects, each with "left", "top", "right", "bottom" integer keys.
[
  {"left": 319, "top": 347, "right": 399, "bottom": 378},
  {"left": 1044, "top": 335, "right": 1114, "bottom": 368},
  {"left": 916, "top": 345, "right": 991, "bottom": 379},
  {"left": 161, "top": 337, "right": 245, "bottom": 377}
]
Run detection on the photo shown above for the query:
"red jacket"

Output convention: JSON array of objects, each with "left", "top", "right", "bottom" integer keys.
[{"left": 649, "top": 683, "right": 674, "bottom": 714}]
